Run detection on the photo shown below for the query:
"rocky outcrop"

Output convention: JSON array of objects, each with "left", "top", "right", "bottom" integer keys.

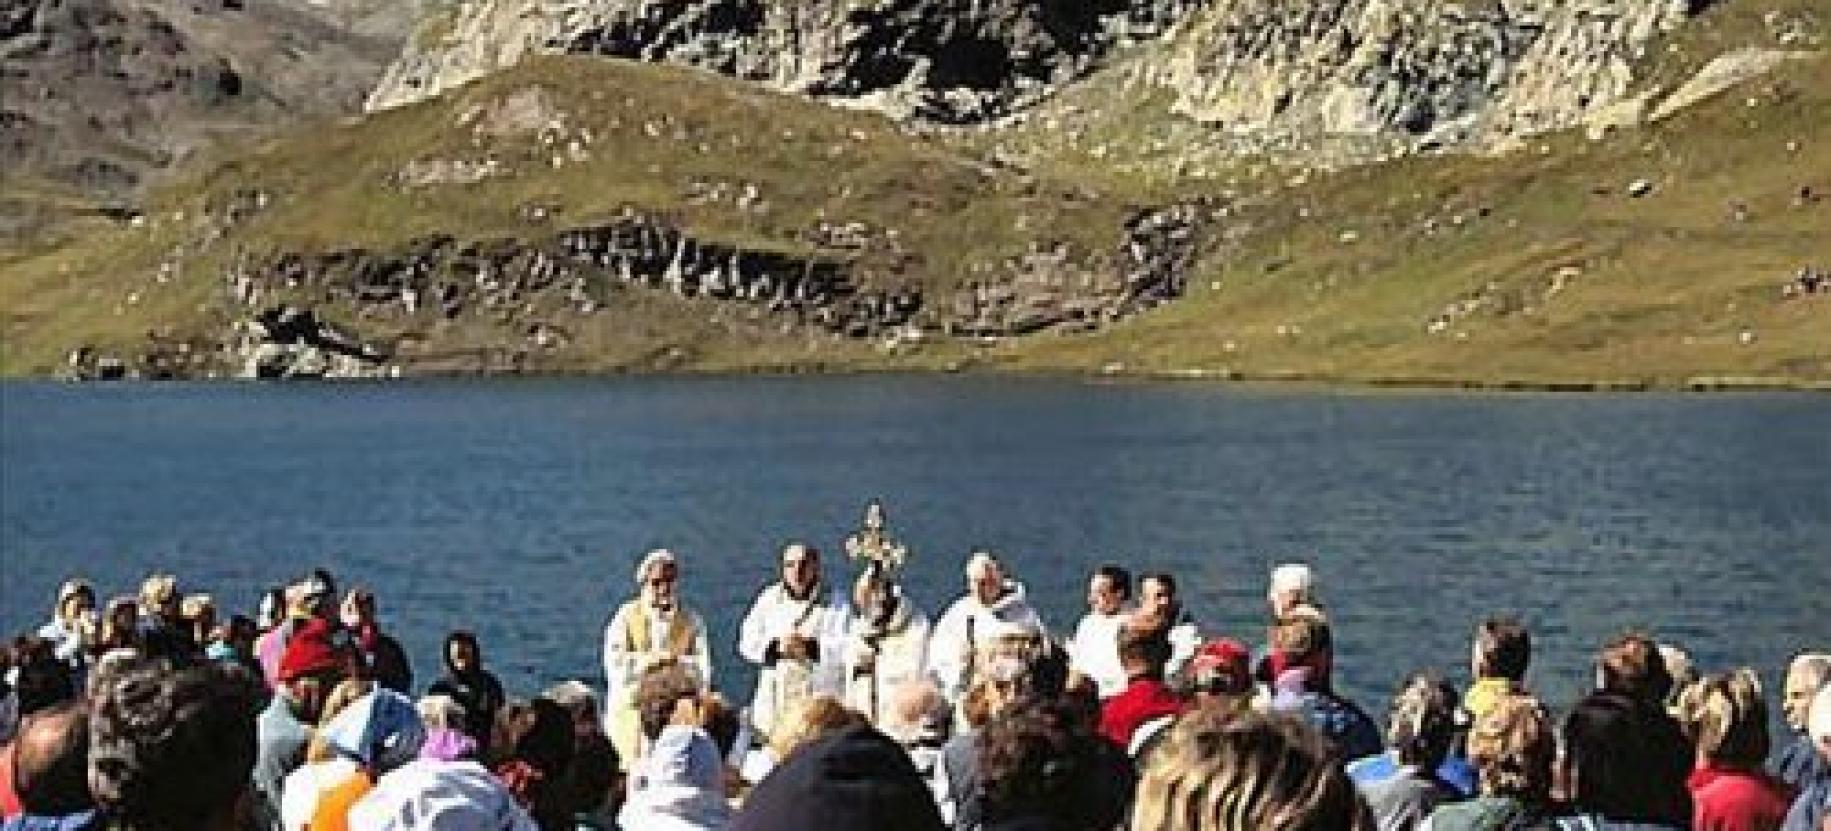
[
  {"left": 370, "top": 0, "right": 1715, "bottom": 148},
  {"left": 1135, "top": 0, "right": 1707, "bottom": 154},
  {"left": 368, "top": 0, "right": 1208, "bottom": 121},
  {"left": 950, "top": 202, "right": 1203, "bottom": 337},
  {"left": 235, "top": 306, "right": 391, "bottom": 378},
  {"left": 124, "top": 202, "right": 1208, "bottom": 377}
]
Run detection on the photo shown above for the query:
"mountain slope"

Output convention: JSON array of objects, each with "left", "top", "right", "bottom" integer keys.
[
  {"left": 0, "top": 0, "right": 432, "bottom": 238},
  {"left": 0, "top": 56, "right": 1195, "bottom": 377},
  {"left": 993, "top": 50, "right": 1831, "bottom": 387}
]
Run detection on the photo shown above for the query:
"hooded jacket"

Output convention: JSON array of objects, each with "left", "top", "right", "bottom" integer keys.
[
  {"left": 280, "top": 690, "right": 428, "bottom": 831},
  {"left": 617, "top": 725, "right": 732, "bottom": 831},
  {"left": 427, "top": 637, "right": 505, "bottom": 746},
  {"left": 349, "top": 760, "right": 540, "bottom": 831}
]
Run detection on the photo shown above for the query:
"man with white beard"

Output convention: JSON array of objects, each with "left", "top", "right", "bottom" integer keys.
[
  {"left": 738, "top": 543, "right": 849, "bottom": 742},
  {"left": 1067, "top": 564, "right": 1132, "bottom": 699},
  {"left": 844, "top": 562, "right": 931, "bottom": 724},
  {"left": 930, "top": 551, "right": 1046, "bottom": 701},
  {"left": 602, "top": 549, "right": 712, "bottom": 767}
]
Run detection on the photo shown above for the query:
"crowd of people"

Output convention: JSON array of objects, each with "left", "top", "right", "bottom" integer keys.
[{"left": 1, "top": 539, "right": 1827, "bottom": 831}]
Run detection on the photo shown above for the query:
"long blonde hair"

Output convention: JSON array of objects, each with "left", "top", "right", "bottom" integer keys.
[{"left": 1131, "top": 709, "right": 1373, "bottom": 831}]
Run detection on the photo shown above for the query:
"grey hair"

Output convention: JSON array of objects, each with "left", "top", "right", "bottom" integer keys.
[{"left": 416, "top": 694, "right": 467, "bottom": 730}]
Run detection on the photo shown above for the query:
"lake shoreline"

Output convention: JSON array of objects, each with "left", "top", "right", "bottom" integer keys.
[{"left": 23, "top": 363, "right": 1831, "bottom": 394}]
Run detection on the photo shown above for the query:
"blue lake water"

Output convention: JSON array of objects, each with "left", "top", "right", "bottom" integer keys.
[{"left": 1, "top": 377, "right": 1827, "bottom": 713}]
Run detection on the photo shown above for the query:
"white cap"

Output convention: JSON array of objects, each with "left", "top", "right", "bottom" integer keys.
[
  {"left": 1810, "top": 685, "right": 1831, "bottom": 743},
  {"left": 964, "top": 550, "right": 1002, "bottom": 579},
  {"left": 1269, "top": 563, "right": 1314, "bottom": 596},
  {"left": 634, "top": 549, "right": 677, "bottom": 584}
]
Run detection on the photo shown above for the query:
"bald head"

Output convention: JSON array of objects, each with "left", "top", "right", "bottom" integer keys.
[{"left": 14, "top": 701, "right": 93, "bottom": 816}]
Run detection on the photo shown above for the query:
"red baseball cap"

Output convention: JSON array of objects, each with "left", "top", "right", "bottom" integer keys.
[
  {"left": 278, "top": 618, "right": 350, "bottom": 683},
  {"left": 1188, "top": 638, "right": 1252, "bottom": 695}
]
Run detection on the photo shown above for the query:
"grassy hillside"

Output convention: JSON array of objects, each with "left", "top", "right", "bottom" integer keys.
[
  {"left": 0, "top": 56, "right": 1133, "bottom": 375},
  {"left": 984, "top": 51, "right": 1830, "bottom": 388}
]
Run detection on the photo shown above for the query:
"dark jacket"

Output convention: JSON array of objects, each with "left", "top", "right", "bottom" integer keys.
[
  {"left": 942, "top": 731, "right": 980, "bottom": 831},
  {"left": 1424, "top": 795, "right": 1556, "bottom": 831},
  {"left": 357, "top": 627, "right": 413, "bottom": 694},
  {"left": 427, "top": 668, "right": 505, "bottom": 746}
]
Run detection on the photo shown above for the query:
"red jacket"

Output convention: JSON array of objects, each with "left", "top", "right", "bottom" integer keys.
[
  {"left": 0, "top": 743, "right": 21, "bottom": 817},
  {"left": 1688, "top": 764, "right": 1795, "bottom": 831},
  {"left": 1099, "top": 676, "right": 1184, "bottom": 750}
]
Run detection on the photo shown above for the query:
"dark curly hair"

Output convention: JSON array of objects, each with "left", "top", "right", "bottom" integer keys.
[
  {"left": 87, "top": 657, "right": 262, "bottom": 831},
  {"left": 978, "top": 700, "right": 1132, "bottom": 831}
]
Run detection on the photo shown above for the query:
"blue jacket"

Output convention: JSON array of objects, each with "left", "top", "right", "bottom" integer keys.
[
  {"left": 1783, "top": 779, "right": 1830, "bottom": 831},
  {"left": 1350, "top": 750, "right": 1480, "bottom": 797},
  {"left": 1772, "top": 731, "right": 1829, "bottom": 791},
  {"left": 1274, "top": 688, "right": 1383, "bottom": 763}
]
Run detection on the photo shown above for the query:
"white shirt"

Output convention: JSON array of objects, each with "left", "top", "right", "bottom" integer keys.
[
  {"left": 1165, "top": 617, "right": 1202, "bottom": 678},
  {"left": 1068, "top": 611, "right": 1127, "bottom": 699}
]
